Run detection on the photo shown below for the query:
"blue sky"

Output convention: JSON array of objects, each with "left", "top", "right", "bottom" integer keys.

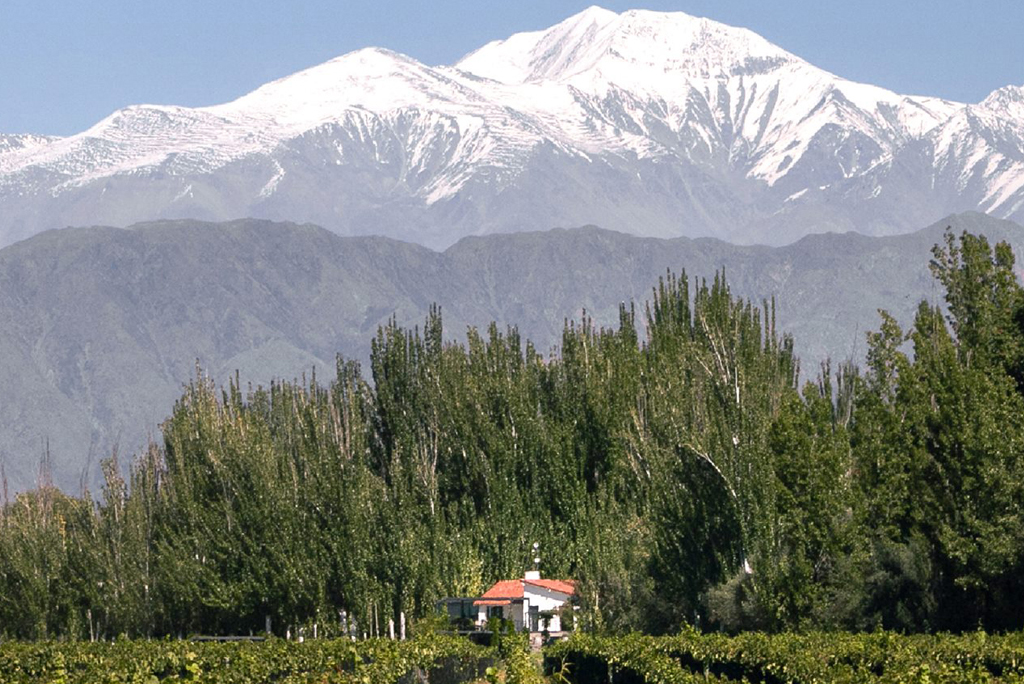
[{"left": 2, "top": 1, "right": 1022, "bottom": 136}]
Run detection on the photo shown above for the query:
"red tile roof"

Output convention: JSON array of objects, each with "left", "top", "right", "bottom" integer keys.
[
  {"left": 525, "top": 578, "right": 576, "bottom": 595},
  {"left": 473, "top": 577, "right": 576, "bottom": 606},
  {"left": 478, "top": 580, "right": 524, "bottom": 600}
]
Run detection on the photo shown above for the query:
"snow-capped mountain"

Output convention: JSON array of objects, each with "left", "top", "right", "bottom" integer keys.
[{"left": 1, "top": 6, "right": 1022, "bottom": 249}]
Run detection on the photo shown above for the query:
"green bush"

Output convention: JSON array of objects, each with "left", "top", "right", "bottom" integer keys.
[
  {"left": 0, "top": 633, "right": 490, "bottom": 684},
  {"left": 545, "top": 630, "right": 1024, "bottom": 684}
]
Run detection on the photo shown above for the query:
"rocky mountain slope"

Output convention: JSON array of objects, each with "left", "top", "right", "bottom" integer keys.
[
  {"left": 2, "top": 212, "right": 1021, "bottom": 494},
  {"left": 1, "top": 7, "right": 1022, "bottom": 249}
]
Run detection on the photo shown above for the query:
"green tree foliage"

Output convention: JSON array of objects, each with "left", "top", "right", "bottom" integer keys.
[
  {"left": 851, "top": 230, "right": 1024, "bottom": 632},
  {"left": 2, "top": 229, "right": 1023, "bottom": 638}
]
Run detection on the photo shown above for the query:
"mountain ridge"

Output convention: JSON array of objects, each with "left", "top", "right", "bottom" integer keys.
[
  {"left": 1, "top": 211, "right": 1021, "bottom": 494},
  {"left": 1, "top": 7, "right": 1022, "bottom": 249}
]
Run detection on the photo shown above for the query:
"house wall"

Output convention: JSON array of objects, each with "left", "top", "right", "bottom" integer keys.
[{"left": 523, "top": 585, "right": 570, "bottom": 632}]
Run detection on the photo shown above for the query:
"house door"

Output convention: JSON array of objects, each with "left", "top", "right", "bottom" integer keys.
[{"left": 529, "top": 606, "right": 539, "bottom": 632}]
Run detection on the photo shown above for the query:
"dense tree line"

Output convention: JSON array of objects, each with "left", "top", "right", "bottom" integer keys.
[{"left": 2, "top": 230, "right": 1023, "bottom": 640}]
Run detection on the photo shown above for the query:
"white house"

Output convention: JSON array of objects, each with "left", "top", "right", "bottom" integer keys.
[{"left": 442, "top": 570, "right": 576, "bottom": 633}]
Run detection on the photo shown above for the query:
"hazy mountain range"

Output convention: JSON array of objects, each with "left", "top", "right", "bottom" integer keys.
[
  {"left": 1, "top": 6, "right": 1023, "bottom": 249},
  {"left": 1, "top": 211, "right": 1021, "bottom": 494}
]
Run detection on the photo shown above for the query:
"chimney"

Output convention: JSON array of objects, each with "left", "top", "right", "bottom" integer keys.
[{"left": 525, "top": 569, "right": 541, "bottom": 580}]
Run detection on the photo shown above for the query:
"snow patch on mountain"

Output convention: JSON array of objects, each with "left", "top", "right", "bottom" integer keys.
[{"left": 0, "top": 133, "right": 60, "bottom": 157}]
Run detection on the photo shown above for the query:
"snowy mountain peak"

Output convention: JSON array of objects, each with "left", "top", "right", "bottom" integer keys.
[
  {"left": 212, "top": 47, "right": 443, "bottom": 128},
  {"left": 600, "top": 8, "right": 795, "bottom": 75},
  {"left": 456, "top": 6, "right": 794, "bottom": 85},
  {"left": 981, "top": 84, "right": 1024, "bottom": 116}
]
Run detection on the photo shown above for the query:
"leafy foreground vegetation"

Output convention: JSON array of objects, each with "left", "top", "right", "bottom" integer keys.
[
  {"left": 546, "top": 630, "right": 1024, "bottom": 683},
  {"left": 6, "top": 630, "right": 1024, "bottom": 684},
  {"left": 0, "top": 632, "right": 495, "bottom": 684},
  {"left": 3, "top": 230, "right": 1024, "bottom": 640}
]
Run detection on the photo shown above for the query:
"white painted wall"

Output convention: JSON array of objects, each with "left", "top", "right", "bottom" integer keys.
[{"left": 523, "top": 585, "right": 571, "bottom": 632}]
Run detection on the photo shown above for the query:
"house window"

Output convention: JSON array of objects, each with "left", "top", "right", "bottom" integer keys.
[{"left": 488, "top": 606, "right": 504, "bottom": 619}]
